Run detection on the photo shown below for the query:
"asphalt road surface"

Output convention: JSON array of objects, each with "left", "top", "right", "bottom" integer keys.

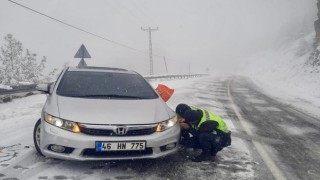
[{"left": 228, "top": 76, "right": 320, "bottom": 180}]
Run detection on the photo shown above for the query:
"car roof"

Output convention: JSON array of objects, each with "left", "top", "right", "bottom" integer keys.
[{"left": 67, "top": 66, "right": 137, "bottom": 74}]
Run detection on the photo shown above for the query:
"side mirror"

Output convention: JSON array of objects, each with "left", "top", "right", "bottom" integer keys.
[{"left": 36, "top": 84, "right": 50, "bottom": 93}]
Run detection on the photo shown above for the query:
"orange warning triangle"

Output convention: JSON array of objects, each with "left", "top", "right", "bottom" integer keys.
[{"left": 155, "top": 84, "right": 174, "bottom": 102}]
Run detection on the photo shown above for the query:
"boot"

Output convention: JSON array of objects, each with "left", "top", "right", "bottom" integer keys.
[
  {"left": 191, "top": 151, "right": 213, "bottom": 162},
  {"left": 211, "top": 149, "right": 218, "bottom": 156}
]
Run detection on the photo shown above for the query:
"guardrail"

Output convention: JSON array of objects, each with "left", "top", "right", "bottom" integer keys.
[
  {"left": 0, "top": 84, "right": 38, "bottom": 95},
  {"left": 144, "top": 74, "right": 208, "bottom": 80},
  {"left": 0, "top": 74, "right": 208, "bottom": 103}
]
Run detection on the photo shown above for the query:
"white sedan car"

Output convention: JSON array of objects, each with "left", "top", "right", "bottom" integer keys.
[{"left": 33, "top": 66, "right": 180, "bottom": 161}]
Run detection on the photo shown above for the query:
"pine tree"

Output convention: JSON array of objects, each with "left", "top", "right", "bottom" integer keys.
[
  {"left": 0, "top": 34, "right": 50, "bottom": 85},
  {"left": 0, "top": 65, "right": 4, "bottom": 84},
  {"left": 35, "top": 56, "right": 46, "bottom": 83},
  {"left": 43, "top": 68, "right": 58, "bottom": 83},
  {"left": 21, "top": 49, "right": 38, "bottom": 82},
  {"left": 0, "top": 34, "right": 24, "bottom": 85}
]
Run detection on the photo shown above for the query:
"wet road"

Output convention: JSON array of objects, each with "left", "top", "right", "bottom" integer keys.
[{"left": 228, "top": 76, "right": 320, "bottom": 180}]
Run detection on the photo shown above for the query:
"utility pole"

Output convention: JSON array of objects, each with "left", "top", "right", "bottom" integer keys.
[
  {"left": 141, "top": 27, "right": 158, "bottom": 75},
  {"left": 163, "top": 56, "right": 168, "bottom": 74},
  {"left": 188, "top": 63, "right": 191, "bottom": 74}
]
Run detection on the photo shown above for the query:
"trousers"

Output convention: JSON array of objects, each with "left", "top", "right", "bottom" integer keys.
[{"left": 180, "top": 129, "right": 231, "bottom": 154}]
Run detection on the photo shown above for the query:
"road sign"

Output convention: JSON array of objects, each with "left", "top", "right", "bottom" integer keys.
[
  {"left": 78, "top": 59, "right": 87, "bottom": 67},
  {"left": 74, "top": 44, "right": 91, "bottom": 59}
]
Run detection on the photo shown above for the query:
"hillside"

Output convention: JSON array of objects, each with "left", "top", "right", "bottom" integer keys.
[{"left": 238, "top": 33, "right": 320, "bottom": 114}]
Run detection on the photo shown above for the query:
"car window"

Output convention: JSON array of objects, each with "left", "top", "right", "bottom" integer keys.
[{"left": 56, "top": 71, "right": 158, "bottom": 99}]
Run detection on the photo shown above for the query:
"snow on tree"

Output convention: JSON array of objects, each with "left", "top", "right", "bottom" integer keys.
[
  {"left": 35, "top": 56, "right": 46, "bottom": 82},
  {"left": 0, "top": 34, "right": 49, "bottom": 85},
  {"left": 43, "top": 68, "right": 59, "bottom": 83},
  {"left": 0, "top": 65, "right": 4, "bottom": 84},
  {"left": 42, "top": 61, "right": 69, "bottom": 83},
  {"left": 0, "top": 34, "right": 24, "bottom": 85},
  {"left": 21, "top": 49, "right": 38, "bottom": 83},
  {"left": 22, "top": 51, "right": 47, "bottom": 83},
  {"left": 307, "top": 0, "right": 320, "bottom": 67}
]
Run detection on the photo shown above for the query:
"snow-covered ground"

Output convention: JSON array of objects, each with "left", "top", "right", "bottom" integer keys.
[
  {"left": 238, "top": 33, "right": 320, "bottom": 118},
  {"left": 0, "top": 84, "right": 12, "bottom": 90}
]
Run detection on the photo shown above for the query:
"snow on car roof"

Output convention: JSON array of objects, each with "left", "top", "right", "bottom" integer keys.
[{"left": 67, "top": 66, "right": 136, "bottom": 74}]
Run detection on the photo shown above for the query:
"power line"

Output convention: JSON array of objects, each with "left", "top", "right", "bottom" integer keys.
[
  {"left": 8, "top": 0, "right": 191, "bottom": 72},
  {"left": 129, "top": 1, "right": 155, "bottom": 25},
  {"left": 8, "top": 0, "right": 148, "bottom": 55}
]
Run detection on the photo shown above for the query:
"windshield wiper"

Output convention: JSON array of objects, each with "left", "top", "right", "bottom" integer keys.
[{"left": 81, "top": 94, "right": 143, "bottom": 99}]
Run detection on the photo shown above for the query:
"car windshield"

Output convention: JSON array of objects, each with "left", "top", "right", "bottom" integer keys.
[{"left": 56, "top": 71, "right": 158, "bottom": 99}]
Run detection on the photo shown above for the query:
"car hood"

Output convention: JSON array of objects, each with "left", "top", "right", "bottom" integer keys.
[{"left": 56, "top": 96, "right": 174, "bottom": 124}]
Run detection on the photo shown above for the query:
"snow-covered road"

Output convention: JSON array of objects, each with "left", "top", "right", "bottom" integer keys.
[
  {"left": 229, "top": 77, "right": 320, "bottom": 180},
  {"left": 1, "top": 75, "right": 319, "bottom": 180}
]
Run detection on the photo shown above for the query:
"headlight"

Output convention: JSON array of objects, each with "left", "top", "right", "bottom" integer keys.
[
  {"left": 44, "top": 113, "right": 80, "bottom": 133},
  {"left": 156, "top": 116, "right": 178, "bottom": 132}
]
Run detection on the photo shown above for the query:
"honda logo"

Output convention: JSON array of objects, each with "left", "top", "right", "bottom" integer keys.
[{"left": 115, "top": 127, "right": 127, "bottom": 135}]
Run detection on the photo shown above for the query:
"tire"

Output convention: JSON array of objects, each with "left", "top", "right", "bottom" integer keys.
[{"left": 33, "top": 118, "right": 44, "bottom": 156}]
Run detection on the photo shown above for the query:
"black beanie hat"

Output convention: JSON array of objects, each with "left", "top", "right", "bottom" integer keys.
[
  {"left": 175, "top": 103, "right": 191, "bottom": 118},
  {"left": 184, "top": 109, "right": 203, "bottom": 124}
]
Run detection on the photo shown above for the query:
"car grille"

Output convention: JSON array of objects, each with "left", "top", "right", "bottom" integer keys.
[
  {"left": 82, "top": 148, "right": 153, "bottom": 157},
  {"left": 79, "top": 126, "right": 157, "bottom": 136}
]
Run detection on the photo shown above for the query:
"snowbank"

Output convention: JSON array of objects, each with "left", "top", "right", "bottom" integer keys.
[
  {"left": 238, "top": 33, "right": 320, "bottom": 116},
  {"left": 0, "top": 84, "right": 12, "bottom": 90}
]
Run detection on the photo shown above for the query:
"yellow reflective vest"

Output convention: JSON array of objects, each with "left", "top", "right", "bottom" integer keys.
[{"left": 190, "top": 106, "right": 230, "bottom": 134}]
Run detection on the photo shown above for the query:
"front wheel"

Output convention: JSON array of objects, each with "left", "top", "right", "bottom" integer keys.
[{"left": 33, "top": 119, "right": 44, "bottom": 156}]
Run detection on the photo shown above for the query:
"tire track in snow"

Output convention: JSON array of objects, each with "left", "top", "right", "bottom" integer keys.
[
  {"left": 228, "top": 78, "right": 287, "bottom": 180},
  {"left": 0, "top": 149, "right": 63, "bottom": 180}
]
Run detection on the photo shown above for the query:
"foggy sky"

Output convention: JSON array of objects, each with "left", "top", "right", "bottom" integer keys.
[{"left": 0, "top": 0, "right": 317, "bottom": 75}]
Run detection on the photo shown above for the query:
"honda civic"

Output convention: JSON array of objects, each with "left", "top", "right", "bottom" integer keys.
[{"left": 33, "top": 66, "right": 180, "bottom": 160}]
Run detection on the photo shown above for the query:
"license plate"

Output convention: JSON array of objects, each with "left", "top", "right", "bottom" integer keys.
[{"left": 96, "top": 141, "right": 146, "bottom": 151}]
